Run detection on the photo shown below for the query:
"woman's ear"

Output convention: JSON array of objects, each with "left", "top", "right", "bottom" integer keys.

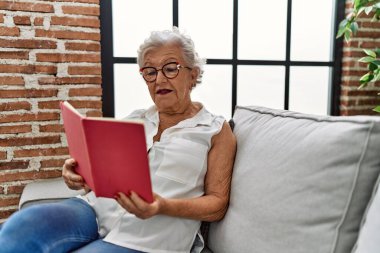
[{"left": 190, "top": 67, "right": 199, "bottom": 85}]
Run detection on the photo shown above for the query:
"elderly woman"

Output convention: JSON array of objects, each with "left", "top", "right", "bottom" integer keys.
[{"left": 0, "top": 27, "right": 236, "bottom": 253}]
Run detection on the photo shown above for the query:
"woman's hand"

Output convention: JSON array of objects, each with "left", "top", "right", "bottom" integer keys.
[
  {"left": 62, "top": 158, "right": 89, "bottom": 191},
  {"left": 115, "top": 191, "right": 162, "bottom": 220}
]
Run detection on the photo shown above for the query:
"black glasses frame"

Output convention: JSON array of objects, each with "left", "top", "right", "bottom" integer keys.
[{"left": 139, "top": 61, "right": 192, "bottom": 82}]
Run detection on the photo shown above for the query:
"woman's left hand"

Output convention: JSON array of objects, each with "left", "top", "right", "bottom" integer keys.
[{"left": 115, "top": 191, "right": 162, "bottom": 219}]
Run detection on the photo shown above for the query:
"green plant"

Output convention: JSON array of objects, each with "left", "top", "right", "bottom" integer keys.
[{"left": 337, "top": 0, "right": 380, "bottom": 113}]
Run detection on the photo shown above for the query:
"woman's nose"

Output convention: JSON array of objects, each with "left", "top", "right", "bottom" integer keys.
[{"left": 155, "top": 69, "right": 167, "bottom": 83}]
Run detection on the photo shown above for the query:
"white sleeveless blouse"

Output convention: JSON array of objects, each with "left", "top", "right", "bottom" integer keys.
[{"left": 79, "top": 105, "right": 225, "bottom": 253}]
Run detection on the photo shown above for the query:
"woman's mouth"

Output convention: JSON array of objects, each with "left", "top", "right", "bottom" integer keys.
[{"left": 156, "top": 89, "right": 173, "bottom": 95}]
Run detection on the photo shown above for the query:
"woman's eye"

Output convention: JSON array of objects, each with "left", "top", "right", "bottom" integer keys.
[
  {"left": 145, "top": 69, "right": 156, "bottom": 76},
  {"left": 165, "top": 66, "right": 177, "bottom": 73}
]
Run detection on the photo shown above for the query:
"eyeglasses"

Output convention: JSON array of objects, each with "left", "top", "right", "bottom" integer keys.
[{"left": 139, "top": 62, "right": 192, "bottom": 82}]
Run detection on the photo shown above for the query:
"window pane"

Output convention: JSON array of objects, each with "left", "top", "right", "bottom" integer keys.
[
  {"left": 191, "top": 65, "right": 232, "bottom": 119},
  {"left": 237, "top": 66, "right": 285, "bottom": 109},
  {"left": 179, "top": 0, "right": 233, "bottom": 59},
  {"left": 289, "top": 66, "right": 331, "bottom": 115},
  {"left": 291, "top": 0, "right": 335, "bottom": 61},
  {"left": 114, "top": 64, "right": 154, "bottom": 118},
  {"left": 238, "top": 0, "right": 287, "bottom": 60},
  {"left": 112, "top": 0, "right": 172, "bottom": 57}
]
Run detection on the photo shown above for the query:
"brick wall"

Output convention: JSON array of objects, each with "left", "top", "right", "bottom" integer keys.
[
  {"left": 0, "top": 0, "right": 101, "bottom": 221},
  {"left": 340, "top": 2, "right": 380, "bottom": 115}
]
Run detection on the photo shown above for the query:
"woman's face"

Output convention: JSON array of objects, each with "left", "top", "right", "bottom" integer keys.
[{"left": 141, "top": 44, "right": 198, "bottom": 114}]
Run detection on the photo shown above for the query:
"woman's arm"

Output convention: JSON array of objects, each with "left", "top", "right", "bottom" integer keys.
[{"left": 115, "top": 121, "right": 237, "bottom": 222}]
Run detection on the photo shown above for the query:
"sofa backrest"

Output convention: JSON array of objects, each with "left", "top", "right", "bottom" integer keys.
[{"left": 208, "top": 106, "right": 380, "bottom": 253}]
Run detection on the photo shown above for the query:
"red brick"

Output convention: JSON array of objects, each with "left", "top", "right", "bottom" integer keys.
[
  {"left": 341, "top": 89, "right": 380, "bottom": 97},
  {"left": 65, "top": 42, "right": 100, "bottom": 51},
  {"left": 39, "top": 124, "right": 64, "bottom": 133},
  {"left": 51, "top": 16, "right": 100, "bottom": 28},
  {"left": 69, "top": 87, "right": 102, "bottom": 96},
  {"left": 13, "top": 147, "right": 69, "bottom": 158},
  {"left": 0, "top": 136, "right": 61, "bottom": 147},
  {"left": 0, "top": 1, "right": 54, "bottom": 13},
  {"left": 86, "top": 110, "right": 102, "bottom": 117},
  {"left": 0, "top": 170, "right": 62, "bottom": 183},
  {"left": 68, "top": 66, "right": 101, "bottom": 75},
  {"left": 342, "top": 61, "right": 356, "bottom": 68},
  {"left": 44, "top": 0, "right": 99, "bottom": 3},
  {"left": 0, "top": 101, "right": 31, "bottom": 111},
  {"left": 355, "top": 30, "right": 380, "bottom": 39},
  {"left": 361, "top": 21, "right": 380, "bottom": 29},
  {"left": 343, "top": 51, "right": 365, "bottom": 58},
  {"left": 340, "top": 108, "right": 379, "bottom": 116},
  {"left": 13, "top": 16, "right": 31, "bottom": 25},
  {"left": 67, "top": 100, "right": 102, "bottom": 109},
  {"left": 0, "top": 13, "right": 4, "bottom": 23},
  {"left": 0, "top": 64, "right": 57, "bottom": 74},
  {"left": 36, "top": 53, "right": 100, "bottom": 63},
  {"left": 35, "top": 29, "right": 100, "bottom": 41},
  {"left": 62, "top": 5, "right": 99, "bottom": 16},
  {"left": 0, "top": 161, "right": 29, "bottom": 171},
  {"left": 360, "top": 41, "right": 380, "bottom": 49},
  {"left": 40, "top": 158, "right": 66, "bottom": 168},
  {"left": 342, "top": 70, "right": 368, "bottom": 77},
  {"left": 39, "top": 100, "right": 101, "bottom": 109},
  {"left": 0, "top": 112, "right": 60, "bottom": 123},
  {"left": 0, "top": 76, "right": 24, "bottom": 86},
  {"left": 33, "top": 17, "right": 44, "bottom": 26},
  {"left": 0, "top": 208, "right": 17, "bottom": 220},
  {"left": 0, "top": 197, "right": 19, "bottom": 208},
  {"left": 0, "top": 151, "right": 6, "bottom": 160},
  {"left": 38, "top": 101, "right": 61, "bottom": 109},
  {"left": 0, "top": 39, "right": 57, "bottom": 49},
  {"left": 0, "top": 125, "right": 32, "bottom": 134},
  {"left": 0, "top": 51, "right": 29, "bottom": 60},
  {"left": 0, "top": 89, "right": 58, "bottom": 98},
  {"left": 343, "top": 40, "right": 359, "bottom": 48},
  {"left": 0, "top": 186, "right": 4, "bottom": 194},
  {"left": 0, "top": 27, "right": 20, "bottom": 36},
  {"left": 7, "top": 185, "right": 25, "bottom": 194},
  {"left": 340, "top": 98, "right": 380, "bottom": 107},
  {"left": 39, "top": 76, "right": 101, "bottom": 85}
]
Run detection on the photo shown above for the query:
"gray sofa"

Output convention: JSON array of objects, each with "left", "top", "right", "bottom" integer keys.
[{"left": 19, "top": 105, "right": 380, "bottom": 253}]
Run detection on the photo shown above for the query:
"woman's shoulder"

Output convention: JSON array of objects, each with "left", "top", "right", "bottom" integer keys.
[{"left": 123, "top": 106, "right": 156, "bottom": 120}]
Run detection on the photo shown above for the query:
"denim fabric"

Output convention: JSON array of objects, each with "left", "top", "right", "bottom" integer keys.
[
  {"left": 0, "top": 198, "right": 144, "bottom": 253},
  {"left": 72, "top": 239, "right": 144, "bottom": 253}
]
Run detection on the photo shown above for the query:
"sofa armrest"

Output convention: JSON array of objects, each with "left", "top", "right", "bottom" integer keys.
[{"left": 19, "top": 178, "right": 85, "bottom": 209}]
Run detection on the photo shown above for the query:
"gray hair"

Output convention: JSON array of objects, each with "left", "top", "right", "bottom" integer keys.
[{"left": 137, "top": 27, "right": 206, "bottom": 86}]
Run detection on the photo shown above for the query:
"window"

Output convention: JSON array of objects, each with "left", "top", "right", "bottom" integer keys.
[{"left": 100, "top": 0, "right": 344, "bottom": 119}]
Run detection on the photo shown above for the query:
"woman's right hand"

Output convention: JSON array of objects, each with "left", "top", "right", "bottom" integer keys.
[{"left": 62, "top": 158, "right": 88, "bottom": 191}]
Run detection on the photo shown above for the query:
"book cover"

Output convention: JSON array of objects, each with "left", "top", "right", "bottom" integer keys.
[{"left": 60, "top": 101, "right": 153, "bottom": 203}]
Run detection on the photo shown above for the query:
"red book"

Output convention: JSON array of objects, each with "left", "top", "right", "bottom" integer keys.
[{"left": 60, "top": 101, "right": 153, "bottom": 203}]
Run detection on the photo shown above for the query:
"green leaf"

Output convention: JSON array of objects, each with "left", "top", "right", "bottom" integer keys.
[
  {"left": 365, "top": 6, "right": 373, "bottom": 14},
  {"left": 369, "top": 62, "right": 378, "bottom": 71},
  {"left": 351, "top": 22, "right": 359, "bottom": 34},
  {"left": 373, "top": 106, "right": 380, "bottom": 113},
  {"left": 373, "top": 60, "right": 380, "bottom": 65},
  {"left": 364, "top": 49, "right": 377, "bottom": 57},
  {"left": 359, "top": 72, "right": 374, "bottom": 84},
  {"left": 375, "top": 48, "right": 380, "bottom": 55},
  {"left": 344, "top": 30, "right": 352, "bottom": 41},
  {"left": 337, "top": 26, "right": 347, "bottom": 38},
  {"left": 359, "top": 56, "right": 376, "bottom": 62}
]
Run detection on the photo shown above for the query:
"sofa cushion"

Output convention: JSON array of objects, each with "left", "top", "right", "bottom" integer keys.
[
  {"left": 19, "top": 178, "right": 84, "bottom": 209},
  {"left": 208, "top": 106, "right": 380, "bottom": 253},
  {"left": 352, "top": 174, "right": 380, "bottom": 253}
]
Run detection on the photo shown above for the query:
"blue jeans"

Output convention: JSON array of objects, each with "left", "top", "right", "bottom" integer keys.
[{"left": 0, "top": 198, "right": 144, "bottom": 253}]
